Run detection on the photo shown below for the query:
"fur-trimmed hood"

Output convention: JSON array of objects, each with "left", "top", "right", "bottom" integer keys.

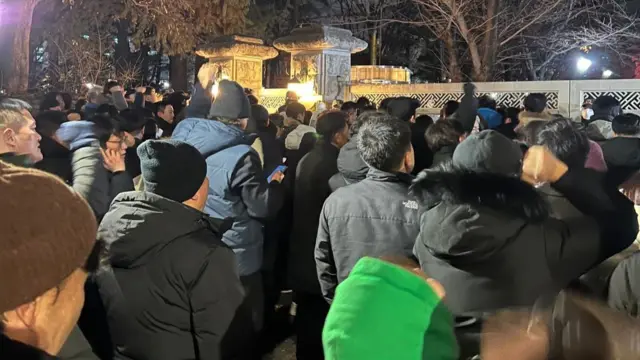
[{"left": 411, "top": 163, "right": 549, "bottom": 264}]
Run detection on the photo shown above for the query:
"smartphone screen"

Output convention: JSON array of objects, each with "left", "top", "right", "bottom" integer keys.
[{"left": 268, "top": 165, "right": 288, "bottom": 183}]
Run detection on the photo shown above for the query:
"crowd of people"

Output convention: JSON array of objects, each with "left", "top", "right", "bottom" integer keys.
[{"left": 3, "top": 61, "right": 640, "bottom": 360}]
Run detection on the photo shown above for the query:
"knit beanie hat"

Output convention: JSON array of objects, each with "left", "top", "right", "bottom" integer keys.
[
  {"left": 323, "top": 257, "right": 459, "bottom": 360},
  {"left": 0, "top": 161, "right": 97, "bottom": 313},
  {"left": 137, "top": 139, "right": 207, "bottom": 203},
  {"left": 453, "top": 130, "right": 523, "bottom": 176},
  {"left": 209, "top": 80, "right": 251, "bottom": 120}
]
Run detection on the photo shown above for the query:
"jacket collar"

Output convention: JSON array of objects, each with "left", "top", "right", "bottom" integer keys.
[
  {"left": 0, "top": 152, "right": 33, "bottom": 167},
  {"left": 366, "top": 167, "right": 414, "bottom": 184},
  {"left": 411, "top": 162, "right": 549, "bottom": 222}
]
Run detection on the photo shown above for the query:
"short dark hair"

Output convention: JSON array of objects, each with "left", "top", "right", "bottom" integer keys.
[
  {"left": 536, "top": 118, "right": 589, "bottom": 169},
  {"left": 247, "top": 94, "right": 259, "bottom": 105},
  {"left": 286, "top": 102, "right": 306, "bottom": 119},
  {"left": 425, "top": 120, "right": 464, "bottom": 152},
  {"left": 592, "top": 95, "right": 621, "bottom": 118},
  {"left": 478, "top": 95, "right": 496, "bottom": 110},
  {"left": 156, "top": 100, "right": 171, "bottom": 114},
  {"left": 269, "top": 113, "right": 284, "bottom": 128},
  {"left": 379, "top": 97, "right": 395, "bottom": 112},
  {"left": 612, "top": 113, "right": 640, "bottom": 136},
  {"left": 118, "top": 109, "right": 147, "bottom": 133},
  {"left": 524, "top": 93, "right": 547, "bottom": 113},
  {"left": 443, "top": 100, "right": 459, "bottom": 117},
  {"left": 144, "top": 86, "right": 156, "bottom": 96},
  {"left": 357, "top": 112, "right": 412, "bottom": 172},
  {"left": 316, "top": 111, "right": 348, "bottom": 142},
  {"left": 250, "top": 104, "right": 269, "bottom": 130},
  {"left": 90, "top": 114, "right": 122, "bottom": 146},
  {"left": 341, "top": 101, "right": 358, "bottom": 114},
  {"left": 96, "top": 104, "right": 119, "bottom": 118},
  {"left": 35, "top": 111, "right": 67, "bottom": 137},
  {"left": 40, "top": 92, "right": 61, "bottom": 111},
  {"left": 356, "top": 97, "right": 371, "bottom": 107},
  {"left": 0, "top": 98, "right": 32, "bottom": 112},
  {"left": 517, "top": 120, "right": 547, "bottom": 145}
]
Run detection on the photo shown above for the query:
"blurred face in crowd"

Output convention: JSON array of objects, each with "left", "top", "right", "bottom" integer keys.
[
  {"left": 401, "top": 144, "right": 415, "bottom": 174},
  {"left": 333, "top": 124, "right": 350, "bottom": 149},
  {"left": 0, "top": 110, "right": 42, "bottom": 162},
  {"left": 2, "top": 268, "right": 88, "bottom": 355},
  {"left": 157, "top": 105, "right": 175, "bottom": 124},
  {"left": 105, "top": 133, "right": 128, "bottom": 159},
  {"left": 56, "top": 95, "right": 65, "bottom": 110}
]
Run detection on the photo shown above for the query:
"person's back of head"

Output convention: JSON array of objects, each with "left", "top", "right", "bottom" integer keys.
[
  {"left": 208, "top": 80, "right": 251, "bottom": 129},
  {"left": 478, "top": 95, "right": 497, "bottom": 110},
  {"left": 387, "top": 97, "right": 421, "bottom": 123},
  {"left": 285, "top": 102, "right": 306, "bottom": 122},
  {"left": 341, "top": 101, "right": 358, "bottom": 114},
  {"left": 517, "top": 120, "right": 547, "bottom": 145},
  {"left": 0, "top": 162, "right": 98, "bottom": 355},
  {"left": 118, "top": 109, "right": 147, "bottom": 135},
  {"left": 379, "top": 97, "right": 396, "bottom": 113},
  {"left": 104, "top": 80, "right": 120, "bottom": 94},
  {"left": 40, "top": 92, "right": 62, "bottom": 112},
  {"left": 536, "top": 118, "right": 589, "bottom": 170},
  {"left": 443, "top": 100, "right": 460, "bottom": 118},
  {"left": 247, "top": 94, "right": 259, "bottom": 106},
  {"left": 138, "top": 139, "right": 208, "bottom": 210},
  {"left": 612, "top": 113, "right": 640, "bottom": 137},
  {"left": 592, "top": 95, "right": 622, "bottom": 120},
  {"left": 35, "top": 111, "right": 67, "bottom": 138},
  {"left": 90, "top": 114, "right": 121, "bottom": 147},
  {"left": 357, "top": 112, "right": 413, "bottom": 173},
  {"left": 425, "top": 120, "right": 464, "bottom": 152},
  {"left": 96, "top": 103, "right": 118, "bottom": 118},
  {"left": 250, "top": 104, "right": 269, "bottom": 132},
  {"left": 452, "top": 130, "right": 523, "bottom": 176},
  {"left": 316, "top": 110, "right": 349, "bottom": 148},
  {"left": 524, "top": 93, "right": 547, "bottom": 114}
]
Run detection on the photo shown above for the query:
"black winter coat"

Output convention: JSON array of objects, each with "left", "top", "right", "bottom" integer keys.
[
  {"left": 96, "top": 192, "right": 244, "bottom": 360},
  {"left": 35, "top": 136, "right": 72, "bottom": 183},
  {"left": 412, "top": 164, "right": 638, "bottom": 315},
  {"left": 0, "top": 334, "right": 59, "bottom": 359},
  {"left": 328, "top": 137, "right": 368, "bottom": 192},
  {"left": 316, "top": 168, "right": 420, "bottom": 301},
  {"left": 288, "top": 142, "right": 341, "bottom": 294}
]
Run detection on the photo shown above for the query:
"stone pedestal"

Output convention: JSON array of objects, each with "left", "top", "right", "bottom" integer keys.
[
  {"left": 274, "top": 26, "right": 368, "bottom": 101},
  {"left": 196, "top": 35, "right": 278, "bottom": 92}
]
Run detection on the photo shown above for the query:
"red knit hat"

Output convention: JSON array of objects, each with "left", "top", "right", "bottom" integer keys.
[{"left": 0, "top": 161, "right": 97, "bottom": 313}]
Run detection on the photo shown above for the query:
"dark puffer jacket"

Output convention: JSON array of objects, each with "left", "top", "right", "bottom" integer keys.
[
  {"left": 316, "top": 168, "right": 420, "bottom": 301},
  {"left": 96, "top": 191, "right": 244, "bottom": 360},
  {"left": 328, "top": 137, "right": 368, "bottom": 192},
  {"left": 412, "top": 164, "right": 637, "bottom": 315}
]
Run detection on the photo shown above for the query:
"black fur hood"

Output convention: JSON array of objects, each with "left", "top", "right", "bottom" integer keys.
[{"left": 411, "top": 162, "right": 550, "bottom": 263}]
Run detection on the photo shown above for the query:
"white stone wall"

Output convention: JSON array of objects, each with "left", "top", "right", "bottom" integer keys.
[{"left": 349, "top": 80, "right": 640, "bottom": 119}]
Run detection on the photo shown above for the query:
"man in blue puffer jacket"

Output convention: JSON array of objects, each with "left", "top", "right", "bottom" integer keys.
[{"left": 172, "top": 76, "right": 285, "bottom": 358}]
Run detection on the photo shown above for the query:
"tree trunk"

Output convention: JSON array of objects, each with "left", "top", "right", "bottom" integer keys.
[
  {"left": 114, "top": 19, "right": 131, "bottom": 76},
  {"left": 443, "top": 29, "right": 462, "bottom": 82},
  {"left": 170, "top": 55, "right": 188, "bottom": 91},
  {"left": 7, "top": 0, "right": 39, "bottom": 93},
  {"left": 370, "top": 29, "right": 378, "bottom": 65},
  {"left": 480, "top": 0, "right": 499, "bottom": 81}
]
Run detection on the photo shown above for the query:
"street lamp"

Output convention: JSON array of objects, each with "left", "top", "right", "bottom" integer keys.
[
  {"left": 577, "top": 57, "right": 592, "bottom": 73},
  {"left": 603, "top": 69, "right": 613, "bottom": 78}
]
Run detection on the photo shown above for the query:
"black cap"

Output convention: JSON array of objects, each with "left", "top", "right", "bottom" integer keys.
[
  {"left": 137, "top": 140, "right": 207, "bottom": 203},
  {"left": 452, "top": 130, "right": 523, "bottom": 176},
  {"left": 208, "top": 80, "right": 251, "bottom": 119}
]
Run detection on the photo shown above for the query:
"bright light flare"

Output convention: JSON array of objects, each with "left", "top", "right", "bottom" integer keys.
[
  {"left": 603, "top": 69, "right": 613, "bottom": 78},
  {"left": 577, "top": 57, "right": 592, "bottom": 73}
]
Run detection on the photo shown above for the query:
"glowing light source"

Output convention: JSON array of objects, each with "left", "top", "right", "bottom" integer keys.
[
  {"left": 161, "top": 80, "right": 171, "bottom": 89},
  {"left": 85, "top": 83, "right": 95, "bottom": 89},
  {"left": 603, "top": 69, "right": 613, "bottom": 78},
  {"left": 287, "top": 80, "right": 322, "bottom": 109},
  {"left": 577, "top": 57, "right": 592, "bottom": 73},
  {"left": 490, "top": 92, "right": 499, "bottom": 99},
  {"left": 210, "top": 74, "right": 230, "bottom": 98}
]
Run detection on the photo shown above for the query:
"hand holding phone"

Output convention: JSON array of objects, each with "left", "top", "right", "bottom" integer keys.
[{"left": 268, "top": 165, "right": 287, "bottom": 183}]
